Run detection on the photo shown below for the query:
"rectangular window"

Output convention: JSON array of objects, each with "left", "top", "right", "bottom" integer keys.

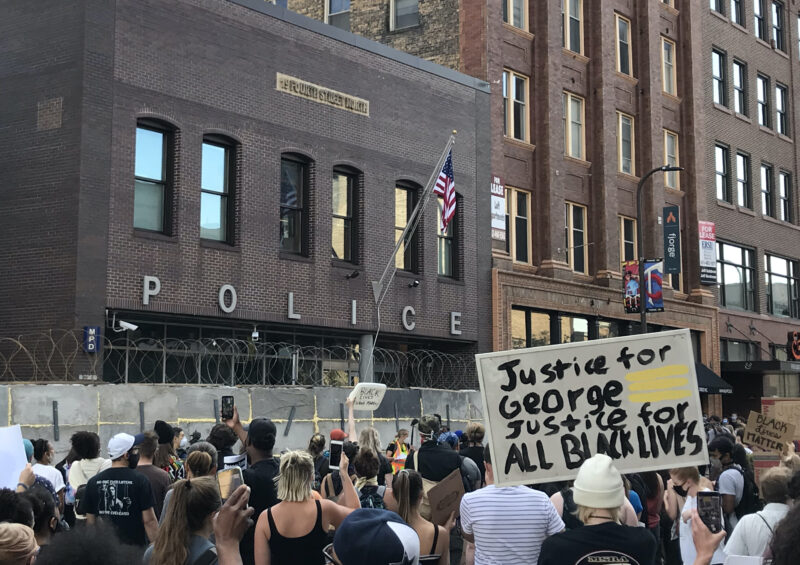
[
  {"left": 327, "top": 0, "right": 350, "bottom": 31},
  {"left": 662, "top": 37, "right": 677, "bottom": 95},
  {"left": 616, "top": 15, "right": 632, "bottom": 76},
  {"left": 331, "top": 170, "right": 356, "bottom": 262},
  {"left": 720, "top": 339, "right": 759, "bottom": 361},
  {"left": 507, "top": 187, "right": 532, "bottom": 264},
  {"left": 502, "top": 70, "right": 529, "bottom": 142},
  {"left": 664, "top": 130, "right": 680, "bottom": 189},
  {"left": 437, "top": 197, "right": 456, "bottom": 277},
  {"left": 134, "top": 125, "right": 168, "bottom": 233},
  {"left": 776, "top": 83, "right": 788, "bottom": 136},
  {"left": 757, "top": 74, "right": 770, "bottom": 128},
  {"left": 710, "top": 0, "right": 724, "bottom": 14},
  {"left": 766, "top": 254, "right": 799, "bottom": 317},
  {"left": 565, "top": 202, "right": 588, "bottom": 274},
  {"left": 502, "top": 0, "right": 525, "bottom": 29},
  {"left": 563, "top": 92, "right": 585, "bottom": 160},
  {"left": 391, "top": 0, "right": 419, "bottom": 30},
  {"left": 280, "top": 156, "right": 308, "bottom": 255},
  {"left": 511, "top": 308, "right": 552, "bottom": 348},
  {"left": 562, "top": 0, "right": 583, "bottom": 54},
  {"left": 716, "top": 242, "right": 756, "bottom": 311},
  {"left": 712, "top": 49, "right": 727, "bottom": 106},
  {"left": 772, "top": 1, "right": 785, "bottom": 50},
  {"left": 732, "top": 60, "right": 747, "bottom": 115},
  {"left": 200, "top": 141, "right": 232, "bottom": 242},
  {"left": 761, "top": 163, "right": 774, "bottom": 217},
  {"left": 619, "top": 216, "right": 637, "bottom": 263},
  {"left": 778, "top": 172, "right": 792, "bottom": 222},
  {"left": 394, "top": 185, "right": 418, "bottom": 272},
  {"left": 617, "top": 112, "right": 635, "bottom": 175},
  {"left": 755, "top": 0, "right": 767, "bottom": 39},
  {"left": 715, "top": 144, "right": 731, "bottom": 202},
  {"left": 731, "top": 0, "right": 743, "bottom": 24},
  {"left": 736, "top": 153, "right": 752, "bottom": 208},
  {"left": 663, "top": 0, "right": 674, "bottom": 6}
]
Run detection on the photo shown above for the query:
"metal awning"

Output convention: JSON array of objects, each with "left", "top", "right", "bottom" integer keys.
[{"left": 696, "top": 363, "right": 734, "bottom": 394}]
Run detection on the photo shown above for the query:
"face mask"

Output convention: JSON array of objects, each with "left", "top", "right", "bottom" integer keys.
[
  {"left": 180, "top": 437, "right": 189, "bottom": 450},
  {"left": 672, "top": 483, "right": 688, "bottom": 497},
  {"left": 127, "top": 452, "right": 140, "bottom": 469}
]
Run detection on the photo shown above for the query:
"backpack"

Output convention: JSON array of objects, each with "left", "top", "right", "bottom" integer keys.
[
  {"left": 323, "top": 471, "right": 357, "bottom": 504},
  {"left": 359, "top": 485, "right": 387, "bottom": 509},
  {"left": 716, "top": 464, "right": 762, "bottom": 519},
  {"left": 413, "top": 451, "right": 440, "bottom": 521}
]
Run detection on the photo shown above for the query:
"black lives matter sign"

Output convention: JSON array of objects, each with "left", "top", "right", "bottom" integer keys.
[{"left": 476, "top": 329, "right": 708, "bottom": 486}]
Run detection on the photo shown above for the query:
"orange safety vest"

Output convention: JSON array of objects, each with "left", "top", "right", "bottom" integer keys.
[{"left": 390, "top": 440, "right": 409, "bottom": 474}]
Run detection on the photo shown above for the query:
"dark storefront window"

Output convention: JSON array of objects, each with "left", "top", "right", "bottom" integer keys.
[
  {"left": 511, "top": 308, "right": 633, "bottom": 348},
  {"left": 720, "top": 339, "right": 759, "bottom": 361}
]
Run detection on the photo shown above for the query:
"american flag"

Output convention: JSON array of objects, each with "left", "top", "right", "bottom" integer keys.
[{"left": 433, "top": 149, "right": 456, "bottom": 231}]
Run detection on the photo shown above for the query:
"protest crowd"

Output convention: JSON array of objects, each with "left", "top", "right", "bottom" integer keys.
[{"left": 2, "top": 397, "right": 800, "bottom": 565}]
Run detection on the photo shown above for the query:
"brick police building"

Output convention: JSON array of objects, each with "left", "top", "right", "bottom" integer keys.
[{"left": 0, "top": 0, "right": 491, "bottom": 385}]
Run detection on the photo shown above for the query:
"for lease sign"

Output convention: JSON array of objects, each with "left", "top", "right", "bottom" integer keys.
[{"left": 476, "top": 329, "right": 708, "bottom": 486}]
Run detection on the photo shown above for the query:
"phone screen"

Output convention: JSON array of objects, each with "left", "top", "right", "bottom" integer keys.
[
  {"left": 217, "top": 467, "right": 244, "bottom": 502},
  {"left": 221, "top": 396, "right": 234, "bottom": 420},
  {"left": 697, "top": 491, "right": 723, "bottom": 534},
  {"left": 329, "top": 440, "right": 343, "bottom": 470}
]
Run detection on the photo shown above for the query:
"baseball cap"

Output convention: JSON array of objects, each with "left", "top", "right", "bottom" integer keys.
[
  {"left": 330, "top": 429, "right": 348, "bottom": 441},
  {"left": 572, "top": 454, "right": 624, "bottom": 510},
  {"left": 333, "top": 509, "right": 420, "bottom": 565},
  {"left": 107, "top": 433, "right": 146, "bottom": 459}
]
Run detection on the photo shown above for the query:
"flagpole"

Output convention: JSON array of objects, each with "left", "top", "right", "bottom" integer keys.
[{"left": 362, "top": 132, "right": 456, "bottom": 382}]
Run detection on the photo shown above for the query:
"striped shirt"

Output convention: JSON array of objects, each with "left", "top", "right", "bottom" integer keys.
[{"left": 460, "top": 485, "right": 564, "bottom": 565}]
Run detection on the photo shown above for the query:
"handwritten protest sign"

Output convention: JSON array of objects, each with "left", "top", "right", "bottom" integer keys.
[
  {"left": 0, "top": 425, "right": 28, "bottom": 489},
  {"left": 476, "top": 329, "right": 708, "bottom": 486},
  {"left": 348, "top": 382, "right": 387, "bottom": 410},
  {"left": 427, "top": 468, "right": 465, "bottom": 526},
  {"left": 744, "top": 411, "right": 795, "bottom": 454}
]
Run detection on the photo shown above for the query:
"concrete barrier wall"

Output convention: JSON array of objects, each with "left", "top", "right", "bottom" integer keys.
[{"left": 1, "top": 384, "right": 484, "bottom": 459}]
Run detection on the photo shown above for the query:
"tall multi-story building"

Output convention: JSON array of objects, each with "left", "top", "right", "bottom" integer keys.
[
  {"left": 703, "top": 0, "right": 800, "bottom": 416},
  {"left": 291, "top": 0, "right": 800, "bottom": 415}
]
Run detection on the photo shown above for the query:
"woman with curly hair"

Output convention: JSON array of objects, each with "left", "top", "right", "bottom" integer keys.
[{"left": 67, "top": 431, "right": 110, "bottom": 522}]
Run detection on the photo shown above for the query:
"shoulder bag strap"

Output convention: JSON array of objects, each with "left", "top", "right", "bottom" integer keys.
[
  {"left": 756, "top": 512, "right": 774, "bottom": 534},
  {"left": 194, "top": 547, "right": 218, "bottom": 565}
]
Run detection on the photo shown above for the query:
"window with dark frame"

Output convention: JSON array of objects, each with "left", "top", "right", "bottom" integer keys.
[
  {"left": 761, "top": 163, "right": 774, "bottom": 217},
  {"left": 776, "top": 83, "right": 788, "bottom": 136},
  {"left": 394, "top": 183, "right": 419, "bottom": 272},
  {"left": 755, "top": 0, "right": 767, "bottom": 39},
  {"left": 720, "top": 339, "right": 759, "bottom": 361},
  {"left": 562, "top": 0, "right": 583, "bottom": 54},
  {"left": 328, "top": 0, "right": 350, "bottom": 31},
  {"left": 710, "top": 0, "right": 724, "bottom": 15},
  {"left": 731, "top": 0, "right": 743, "bottom": 24},
  {"left": 732, "top": 60, "right": 747, "bottom": 115},
  {"left": 565, "top": 202, "right": 587, "bottom": 274},
  {"left": 715, "top": 144, "right": 731, "bottom": 202},
  {"left": 134, "top": 123, "right": 171, "bottom": 233},
  {"left": 200, "top": 138, "right": 234, "bottom": 243},
  {"left": 712, "top": 49, "right": 727, "bottom": 106},
  {"left": 502, "top": 0, "right": 525, "bottom": 30},
  {"left": 331, "top": 169, "right": 357, "bottom": 263},
  {"left": 437, "top": 196, "right": 457, "bottom": 278},
  {"left": 511, "top": 307, "right": 627, "bottom": 348},
  {"left": 616, "top": 15, "right": 632, "bottom": 77},
  {"left": 778, "top": 172, "right": 792, "bottom": 222},
  {"left": 619, "top": 216, "right": 637, "bottom": 263},
  {"left": 505, "top": 187, "right": 532, "bottom": 264},
  {"left": 766, "top": 254, "right": 799, "bottom": 318},
  {"left": 716, "top": 242, "right": 756, "bottom": 311},
  {"left": 280, "top": 155, "right": 309, "bottom": 255},
  {"left": 757, "top": 74, "right": 770, "bottom": 128},
  {"left": 772, "top": 1, "right": 785, "bottom": 51},
  {"left": 736, "top": 153, "right": 752, "bottom": 209}
]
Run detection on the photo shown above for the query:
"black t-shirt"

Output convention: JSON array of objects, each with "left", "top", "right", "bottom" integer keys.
[
  {"left": 538, "top": 522, "right": 657, "bottom": 565},
  {"left": 241, "top": 457, "right": 280, "bottom": 565},
  {"left": 459, "top": 446, "right": 486, "bottom": 485},
  {"left": 135, "top": 464, "right": 171, "bottom": 519},
  {"left": 404, "top": 441, "right": 461, "bottom": 482},
  {"left": 376, "top": 453, "right": 393, "bottom": 486},
  {"left": 83, "top": 467, "right": 155, "bottom": 547}
]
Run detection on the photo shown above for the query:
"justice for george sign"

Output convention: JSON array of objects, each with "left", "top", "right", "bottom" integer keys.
[{"left": 476, "top": 329, "right": 708, "bottom": 487}]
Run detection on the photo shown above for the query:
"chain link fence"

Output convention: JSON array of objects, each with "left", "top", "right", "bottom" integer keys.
[{"left": 0, "top": 331, "right": 478, "bottom": 389}]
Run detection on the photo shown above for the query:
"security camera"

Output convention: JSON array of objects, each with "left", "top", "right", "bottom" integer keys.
[
  {"left": 251, "top": 330, "right": 260, "bottom": 342},
  {"left": 119, "top": 321, "right": 138, "bottom": 332}
]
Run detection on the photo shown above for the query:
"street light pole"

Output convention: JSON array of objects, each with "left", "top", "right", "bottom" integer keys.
[{"left": 636, "top": 165, "right": 683, "bottom": 334}]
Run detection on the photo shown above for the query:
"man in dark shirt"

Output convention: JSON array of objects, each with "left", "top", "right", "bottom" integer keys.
[
  {"left": 224, "top": 405, "right": 279, "bottom": 565},
  {"left": 404, "top": 415, "right": 463, "bottom": 481},
  {"left": 538, "top": 454, "right": 657, "bottom": 565},
  {"left": 133, "top": 431, "right": 171, "bottom": 519},
  {"left": 84, "top": 433, "right": 157, "bottom": 547}
]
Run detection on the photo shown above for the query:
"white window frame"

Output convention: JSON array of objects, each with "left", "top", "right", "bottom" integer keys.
[
  {"left": 617, "top": 111, "right": 635, "bottom": 176},
  {"left": 619, "top": 215, "right": 638, "bottom": 264},
  {"left": 325, "top": 0, "right": 350, "bottom": 30},
  {"left": 712, "top": 49, "right": 727, "bottom": 106},
  {"left": 502, "top": 0, "right": 527, "bottom": 31},
  {"left": 563, "top": 91, "right": 586, "bottom": 160},
  {"left": 562, "top": 0, "right": 584, "bottom": 55},
  {"left": 615, "top": 14, "right": 633, "bottom": 76},
  {"left": 565, "top": 202, "right": 588, "bottom": 274},
  {"left": 664, "top": 130, "right": 680, "bottom": 189},
  {"left": 732, "top": 60, "right": 747, "bottom": 115},
  {"left": 776, "top": 83, "right": 788, "bottom": 136},
  {"left": 390, "top": 0, "right": 419, "bottom": 31},
  {"left": 661, "top": 37, "right": 677, "bottom": 96},
  {"left": 503, "top": 69, "right": 529, "bottom": 143},
  {"left": 506, "top": 187, "right": 533, "bottom": 265}
]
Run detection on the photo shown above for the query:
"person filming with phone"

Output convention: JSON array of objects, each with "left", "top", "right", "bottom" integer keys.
[{"left": 664, "top": 466, "right": 726, "bottom": 565}]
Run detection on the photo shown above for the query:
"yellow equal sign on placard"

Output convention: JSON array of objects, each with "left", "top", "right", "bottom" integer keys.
[{"left": 625, "top": 364, "right": 691, "bottom": 403}]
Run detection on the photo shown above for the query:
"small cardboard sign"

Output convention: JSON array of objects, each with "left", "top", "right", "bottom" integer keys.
[
  {"left": 348, "top": 382, "right": 387, "bottom": 410},
  {"left": 744, "top": 411, "right": 796, "bottom": 454},
  {"left": 427, "top": 468, "right": 465, "bottom": 526}
]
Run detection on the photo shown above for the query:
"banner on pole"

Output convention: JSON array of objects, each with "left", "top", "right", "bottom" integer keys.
[
  {"left": 644, "top": 259, "right": 665, "bottom": 313},
  {"left": 623, "top": 261, "right": 640, "bottom": 314},
  {"left": 699, "top": 221, "right": 717, "bottom": 285},
  {"left": 475, "top": 329, "right": 708, "bottom": 486},
  {"left": 663, "top": 206, "right": 681, "bottom": 274}
]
